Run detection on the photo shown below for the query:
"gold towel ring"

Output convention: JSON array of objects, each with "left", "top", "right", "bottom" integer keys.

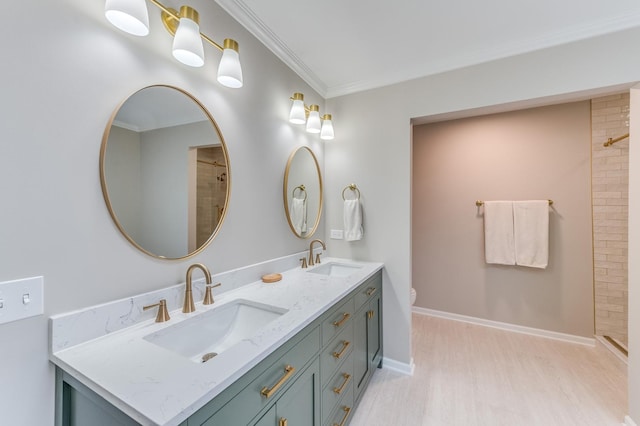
[
  {"left": 342, "top": 184, "right": 360, "bottom": 201},
  {"left": 292, "top": 185, "right": 307, "bottom": 201}
]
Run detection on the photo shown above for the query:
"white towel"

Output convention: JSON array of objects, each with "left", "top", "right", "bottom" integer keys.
[
  {"left": 483, "top": 201, "right": 515, "bottom": 266},
  {"left": 344, "top": 199, "right": 363, "bottom": 241},
  {"left": 513, "top": 200, "right": 549, "bottom": 269},
  {"left": 289, "top": 198, "right": 307, "bottom": 234}
]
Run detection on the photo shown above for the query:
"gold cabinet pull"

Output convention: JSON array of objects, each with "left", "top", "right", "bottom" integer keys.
[
  {"left": 279, "top": 418, "right": 288, "bottom": 426},
  {"left": 332, "top": 341, "right": 351, "bottom": 359},
  {"left": 333, "top": 406, "right": 352, "bottom": 426},
  {"left": 261, "top": 365, "right": 296, "bottom": 398},
  {"left": 366, "top": 287, "right": 377, "bottom": 296},
  {"left": 332, "top": 312, "right": 351, "bottom": 327},
  {"left": 332, "top": 373, "right": 351, "bottom": 395},
  {"left": 367, "top": 310, "right": 375, "bottom": 319}
]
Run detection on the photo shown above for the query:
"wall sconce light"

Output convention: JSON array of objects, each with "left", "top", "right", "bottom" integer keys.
[
  {"left": 104, "top": 0, "right": 243, "bottom": 88},
  {"left": 288, "top": 93, "right": 335, "bottom": 140}
]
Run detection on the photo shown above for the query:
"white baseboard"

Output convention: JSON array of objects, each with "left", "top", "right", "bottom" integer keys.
[
  {"left": 381, "top": 356, "right": 415, "bottom": 376},
  {"left": 625, "top": 415, "right": 638, "bottom": 426},
  {"left": 413, "top": 306, "right": 595, "bottom": 347}
]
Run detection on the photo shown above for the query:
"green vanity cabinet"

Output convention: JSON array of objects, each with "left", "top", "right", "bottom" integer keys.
[{"left": 55, "top": 270, "right": 383, "bottom": 426}]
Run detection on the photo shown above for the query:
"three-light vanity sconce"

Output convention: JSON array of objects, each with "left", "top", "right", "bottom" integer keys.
[
  {"left": 104, "top": 0, "right": 243, "bottom": 88},
  {"left": 289, "top": 93, "right": 335, "bottom": 140}
]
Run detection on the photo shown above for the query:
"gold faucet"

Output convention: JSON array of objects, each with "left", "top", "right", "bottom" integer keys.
[
  {"left": 308, "top": 239, "right": 326, "bottom": 266},
  {"left": 184, "top": 263, "right": 212, "bottom": 313}
]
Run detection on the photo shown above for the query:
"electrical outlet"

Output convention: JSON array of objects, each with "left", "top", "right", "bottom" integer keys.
[
  {"left": 0, "top": 276, "right": 44, "bottom": 325},
  {"left": 330, "top": 229, "right": 344, "bottom": 239}
]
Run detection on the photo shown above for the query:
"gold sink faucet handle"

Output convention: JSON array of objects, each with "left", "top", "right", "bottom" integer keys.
[
  {"left": 300, "top": 257, "right": 308, "bottom": 269},
  {"left": 203, "top": 283, "right": 222, "bottom": 305},
  {"left": 143, "top": 299, "right": 170, "bottom": 323}
]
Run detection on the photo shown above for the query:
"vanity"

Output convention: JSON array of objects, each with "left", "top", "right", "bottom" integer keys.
[{"left": 51, "top": 258, "right": 383, "bottom": 426}]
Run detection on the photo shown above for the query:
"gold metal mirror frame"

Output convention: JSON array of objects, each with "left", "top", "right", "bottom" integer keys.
[
  {"left": 100, "top": 85, "right": 231, "bottom": 260},
  {"left": 283, "top": 146, "right": 323, "bottom": 239}
]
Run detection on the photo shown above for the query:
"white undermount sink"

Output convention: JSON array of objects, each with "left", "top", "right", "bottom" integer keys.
[
  {"left": 143, "top": 299, "right": 288, "bottom": 363},
  {"left": 307, "top": 261, "right": 363, "bottom": 278}
]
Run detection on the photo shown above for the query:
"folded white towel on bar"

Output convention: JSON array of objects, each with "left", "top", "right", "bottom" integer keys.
[
  {"left": 289, "top": 197, "right": 307, "bottom": 234},
  {"left": 513, "top": 200, "right": 549, "bottom": 269},
  {"left": 483, "top": 201, "right": 516, "bottom": 266},
  {"left": 344, "top": 199, "right": 363, "bottom": 241}
]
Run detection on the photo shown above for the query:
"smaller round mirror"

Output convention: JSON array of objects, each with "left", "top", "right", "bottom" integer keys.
[
  {"left": 283, "top": 146, "right": 323, "bottom": 238},
  {"left": 100, "top": 85, "right": 230, "bottom": 259}
]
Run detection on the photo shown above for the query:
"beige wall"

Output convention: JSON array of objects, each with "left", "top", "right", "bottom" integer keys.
[
  {"left": 411, "top": 102, "right": 594, "bottom": 336},
  {"left": 591, "top": 93, "right": 630, "bottom": 346}
]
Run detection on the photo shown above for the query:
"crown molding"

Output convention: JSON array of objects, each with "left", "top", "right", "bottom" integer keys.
[{"left": 215, "top": 0, "right": 329, "bottom": 97}]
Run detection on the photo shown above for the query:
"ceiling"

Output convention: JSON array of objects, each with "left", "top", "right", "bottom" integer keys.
[{"left": 215, "top": 0, "right": 640, "bottom": 99}]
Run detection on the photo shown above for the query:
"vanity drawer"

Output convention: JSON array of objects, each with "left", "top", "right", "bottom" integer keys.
[
  {"left": 200, "top": 326, "right": 320, "bottom": 426},
  {"left": 321, "top": 321, "right": 353, "bottom": 387},
  {"left": 353, "top": 273, "right": 382, "bottom": 311},
  {"left": 321, "top": 355, "right": 353, "bottom": 422},
  {"left": 324, "top": 388, "right": 354, "bottom": 426},
  {"left": 322, "top": 297, "right": 355, "bottom": 346}
]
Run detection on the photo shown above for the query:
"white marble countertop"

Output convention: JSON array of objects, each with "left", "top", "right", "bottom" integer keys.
[{"left": 49, "top": 257, "right": 383, "bottom": 426}]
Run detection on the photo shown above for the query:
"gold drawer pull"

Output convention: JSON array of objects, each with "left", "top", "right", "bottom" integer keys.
[
  {"left": 333, "top": 406, "right": 352, "bottom": 426},
  {"left": 332, "top": 312, "right": 351, "bottom": 327},
  {"left": 367, "top": 310, "right": 375, "bottom": 319},
  {"left": 332, "top": 341, "right": 351, "bottom": 359},
  {"left": 333, "top": 373, "right": 352, "bottom": 395},
  {"left": 261, "top": 365, "right": 296, "bottom": 398},
  {"left": 366, "top": 287, "right": 377, "bottom": 296},
  {"left": 279, "top": 418, "right": 288, "bottom": 426}
]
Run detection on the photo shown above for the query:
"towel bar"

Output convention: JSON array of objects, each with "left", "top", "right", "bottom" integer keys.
[
  {"left": 342, "top": 183, "right": 361, "bottom": 200},
  {"left": 293, "top": 185, "right": 307, "bottom": 201},
  {"left": 476, "top": 200, "right": 553, "bottom": 207}
]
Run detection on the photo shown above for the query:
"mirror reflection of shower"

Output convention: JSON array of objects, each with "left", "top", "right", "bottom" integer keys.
[{"left": 192, "top": 146, "right": 228, "bottom": 249}]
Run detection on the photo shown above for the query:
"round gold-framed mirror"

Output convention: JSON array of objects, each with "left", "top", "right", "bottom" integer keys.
[
  {"left": 283, "top": 146, "right": 323, "bottom": 238},
  {"left": 100, "top": 85, "right": 231, "bottom": 259}
]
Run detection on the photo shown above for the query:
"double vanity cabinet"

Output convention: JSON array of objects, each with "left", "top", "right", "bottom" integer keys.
[{"left": 52, "top": 260, "right": 383, "bottom": 426}]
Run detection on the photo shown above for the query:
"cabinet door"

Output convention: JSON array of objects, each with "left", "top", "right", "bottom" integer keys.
[
  {"left": 352, "top": 306, "right": 369, "bottom": 400},
  {"left": 367, "top": 293, "right": 381, "bottom": 368},
  {"left": 251, "top": 405, "right": 276, "bottom": 426},
  {"left": 276, "top": 359, "right": 320, "bottom": 426}
]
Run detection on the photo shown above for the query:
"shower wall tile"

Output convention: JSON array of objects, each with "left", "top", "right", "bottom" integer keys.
[{"left": 591, "top": 93, "right": 629, "bottom": 347}]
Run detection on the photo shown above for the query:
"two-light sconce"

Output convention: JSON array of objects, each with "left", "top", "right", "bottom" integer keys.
[
  {"left": 104, "top": 0, "right": 243, "bottom": 88},
  {"left": 289, "top": 93, "right": 335, "bottom": 140}
]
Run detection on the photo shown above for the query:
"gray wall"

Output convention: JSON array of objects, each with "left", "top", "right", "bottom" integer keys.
[
  {"left": 0, "top": 0, "right": 324, "bottom": 424},
  {"left": 413, "top": 101, "right": 593, "bottom": 336}
]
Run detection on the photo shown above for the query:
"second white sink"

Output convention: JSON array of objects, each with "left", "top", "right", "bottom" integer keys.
[
  {"left": 143, "top": 299, "right": 288, "bottom": 363},
  {"left": 307, "top": 261, "right": 362, "bottom": 278}
]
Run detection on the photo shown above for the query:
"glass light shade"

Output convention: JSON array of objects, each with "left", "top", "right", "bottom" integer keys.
[
  {"left": 217, "top": 48, "right": 243, "bottom": 88},
  {"left": 172, "top": 18, "right": 205, "bottom": 67},
  {"left": 105, "top": 0, "right": 149, "bottom": 36},
  {"left": 320, "top": 115, "right": 335, "bottom": 140},
  {"left": 306, "top": 108, "right": 321, "bottom": 134},
  {"left": 289, "top": 99, "right": 306, "bottom": 124}
]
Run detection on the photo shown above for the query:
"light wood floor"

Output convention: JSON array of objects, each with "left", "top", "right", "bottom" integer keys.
[{"left": 350, "top": 313, "right": 627, "bottom": 426}]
